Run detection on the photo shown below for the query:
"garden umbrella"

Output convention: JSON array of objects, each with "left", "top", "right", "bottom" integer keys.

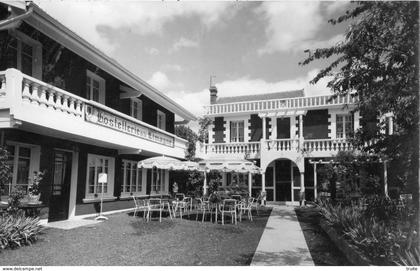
[{"left": 137, "top": 156, "right": 185, "bottom": 170}]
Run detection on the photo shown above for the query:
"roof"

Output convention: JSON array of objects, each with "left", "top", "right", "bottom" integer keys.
[
  {"left": 23, "top": 3, "right": 196, "bottom": 121},
  {"left": 214, "top": 89, "right": 305, "bottom": 104}
]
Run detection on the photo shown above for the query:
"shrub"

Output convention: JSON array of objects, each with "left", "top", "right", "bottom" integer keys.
[
  {"left": 7, "top": 189, "right": 25, "bottom": 216},
  {"left": 0, "top": 214, "right": 43, "bottom": 250}
]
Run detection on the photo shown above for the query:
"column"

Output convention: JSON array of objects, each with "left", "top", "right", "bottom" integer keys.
[
  {"left": 248, "top": 172, "right": 252, "bottom": 196},
  {"left": 300, "top": 172, "right": 305, "bottom": 205},
  {"left": 261, "top": 172, "right": 266, "bottom": 205},
  {"left": 271, "top": 116, "right": 277, "bottom": 140},
  {"left": 262, "top": 116, "right": 266, "bottom": 140},
  {"left": 388, "top": 116, "right": 393, "bottom": 135},
  {"left": 384, "top": 161, "right": 388, "bottom": 197},
  {"left": 313, "top": 163, "right": 318, "bottom": 200},
  {"left": 203, "top": 171, "right": 208, "bottom": 196},
  {"left": 299, "top": 114, "right": 304, "bottom": 141}
]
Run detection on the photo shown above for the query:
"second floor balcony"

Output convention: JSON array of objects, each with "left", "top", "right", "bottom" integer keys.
[
  {"left": 197, "top": 138, "right": 354, "bottom": 159},
  {"left": 0, "top": 69, "right": 188, "bottom": 158}
]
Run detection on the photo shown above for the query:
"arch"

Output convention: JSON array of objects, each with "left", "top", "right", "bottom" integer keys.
[{"left": 261, "top": 154, "right": 305, "bottom": 174}]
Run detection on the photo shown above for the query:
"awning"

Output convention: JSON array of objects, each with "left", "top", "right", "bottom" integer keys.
[{"left": 197, "top": 158, "right": 260, "bottom": 174}]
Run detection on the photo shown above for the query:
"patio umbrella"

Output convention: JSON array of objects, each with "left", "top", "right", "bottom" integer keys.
[{"left": 137, "top": 156, "right": 184, "bottom": 170}]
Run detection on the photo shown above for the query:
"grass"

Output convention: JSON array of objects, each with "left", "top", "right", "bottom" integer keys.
[
  {"left": 0, "top": 207, "right": 272, "bottom": 266},
  {"left": 295, "top": 206, "right": 351, "bottom": 266}
]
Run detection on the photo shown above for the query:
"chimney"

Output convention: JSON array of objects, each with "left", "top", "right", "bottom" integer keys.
[{"left": 209, "top": 85, "right": 218, "bottom": 104}]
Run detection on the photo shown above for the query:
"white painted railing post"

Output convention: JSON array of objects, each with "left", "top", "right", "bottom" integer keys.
[{"left": 5, "top": 68, "right": 23, "bottom": 110}]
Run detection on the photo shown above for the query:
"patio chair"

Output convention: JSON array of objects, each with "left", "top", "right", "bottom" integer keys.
[
  {"left": 219, "top": 199, "right": 238, "bottom": 225},
  {"left": 239, "top": 197, "right": 254, "bottom": 222},
  {"left": 196, "top": 198, "right": 211, "bottom": 223},
  {"left": 231, "top": 194, "right": 242, "bottom": 202},
  {"left": 175, "top": 193, "right": 185, "bottom": 201},
  {"left": 132, "top": 196, "right": 147, "bottom": 220},
  {"left": 172, "top": 198, "right": 188, "bottom": 219},
  {"left": 147, "top": 198, "right": 163, "bottom": 222}
]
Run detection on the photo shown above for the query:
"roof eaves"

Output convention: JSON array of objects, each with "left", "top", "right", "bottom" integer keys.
[{"left": 26, "top": 3, "right": 196, "bottom": 121}]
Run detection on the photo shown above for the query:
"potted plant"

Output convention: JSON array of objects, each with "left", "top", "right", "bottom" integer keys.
[{"left": 28, "top": 171, "right": 45, "bottom": 203}]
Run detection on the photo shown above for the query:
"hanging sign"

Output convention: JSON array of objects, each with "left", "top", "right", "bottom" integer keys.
[{"left": 98, "top": 173, "right": 108, "bottom": 184}]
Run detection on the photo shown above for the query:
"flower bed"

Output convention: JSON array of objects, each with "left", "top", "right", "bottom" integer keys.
[
  {"left": 0, "top": 214, "right": 43, "bottom": 250},
  {"left": 317, "top": 198, "right": 419, "bottom": 266}
]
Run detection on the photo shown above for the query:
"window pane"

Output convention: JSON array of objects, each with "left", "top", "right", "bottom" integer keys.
[
  {"left": 16, "top": 157, "right": 30, "bottom": 185},
  {"left": 336, "top": 116, "right": 344, "bottom": 138},
  {"left": 238, "top": 121, "right": 244, "bottom": 142},
  {"left": 88, "top": 166, "right": 95, "bottom": 193},
  {"left": 92, "top": 88, "right": 99, "bottom": 102},
  {"left": 19, "top": 147, "right": 31, "bottom": 158},
  {"left": 21, "top": 52, "right": 33, "bottom": 76}
]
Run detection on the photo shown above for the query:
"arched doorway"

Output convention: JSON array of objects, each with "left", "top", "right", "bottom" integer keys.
[{"left": 264, "top": 158, "right": 303, "bottom": 205}]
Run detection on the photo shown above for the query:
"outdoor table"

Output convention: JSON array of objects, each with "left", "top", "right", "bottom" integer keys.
[{"left": 0, "top": 201, "right": 45, "bottom": 217}]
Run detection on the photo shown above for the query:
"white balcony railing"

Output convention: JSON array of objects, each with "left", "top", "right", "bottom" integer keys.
[
  {"left": 204, "top": 142, "right": 261, "bottom": 157},
  {"left": 205, "top": 94, "right": 357, "bottom": 115},
  {"left": 303, "top": 139, "right": 352, "bottom": 152},
  {"left": 0, "top": 69, "right": 188, "bottom": 158},
  {"left": 200, "top": 138, "right": 354, "bottom": 158}
]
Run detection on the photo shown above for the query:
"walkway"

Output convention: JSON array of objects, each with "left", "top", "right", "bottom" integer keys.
[{"left": 251, "top": 205, "right": 314, "bottom": 266}]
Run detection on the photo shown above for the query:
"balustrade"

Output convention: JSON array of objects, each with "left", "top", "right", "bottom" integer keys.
[{"left": 206, "top": 93, "right": 357, "bottom": 115}]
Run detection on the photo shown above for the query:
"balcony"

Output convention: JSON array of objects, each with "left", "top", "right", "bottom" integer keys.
[
  {"left": 205, "top": 94, "right": 357, "bottom": 116},
  {"left": 0, "top": 69, "right": 188, "bottom": 158},
  {"left": 198, "top": 138, "right": 353, "bottom": 159}
]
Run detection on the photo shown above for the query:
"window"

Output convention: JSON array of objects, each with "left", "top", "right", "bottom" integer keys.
[
  {"left": 3, "top": 31, "right": 42, "bottom": 79},
  {"left": 336, "top": 114, "right": 353, "bottom": 139},
  {"left": 151, "top": 168, "right": 166, "bottom": 194},
  {"left": 157, "top": 110, "right": 166, "bottom": 130},
  {"left": 130, "top": 99, "right": 142, "bottom": 121},
  {"left": 86, "top": 154, "right": 115, "bottom": 198},
  {"left": 86, "top": 70, "right": 106, "bottom": 105},
  {"left": 2, "top": 143, "right": 40, "bottom": 196},
  {"left": 121, "top": 160, "right": 143, "bottom": 195},
  {"left": 230, "top": 120, "right": 244, "bottom": 142}
]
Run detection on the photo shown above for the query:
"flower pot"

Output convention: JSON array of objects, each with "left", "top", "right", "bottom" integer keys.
[{"left": 28, "top": 194, "right": 41, "bottom": 203}]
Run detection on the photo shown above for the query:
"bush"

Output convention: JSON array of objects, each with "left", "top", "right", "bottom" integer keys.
[
  {"left": 7, "top": 189, "right": 25, "bottom": 216},
  {"left": 0, "top": 214, "right": 43, "bottom": 250},
  {"left": 317, "top": 199, "right": 418, "bottom": 265}
]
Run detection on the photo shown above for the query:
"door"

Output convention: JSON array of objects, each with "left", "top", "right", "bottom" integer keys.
[
  {"left": 275, "top": 160, "right": 291, "bottom": 201},
  {"left": 277, "top": 118, "right": 291, "bottom": 139},
  {"left": 48, "top": 150, "right": 72, "bottom": 222}
]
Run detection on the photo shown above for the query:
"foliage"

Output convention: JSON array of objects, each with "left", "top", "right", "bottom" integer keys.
[
  {"left": 317, "top": 199, "right": 418, "bottom": 265},
  {"left": 6, "top": 188, "right": 25, "bottom": 216},
  {"left": 175, "top": 125, "right": 198, "bottom": 160},
  {"left": 300, "top": 1, "right": 419, "bottom": 210},
  {"left": 186, "top": 170, "right": 203, "bottom": 198},
  {"left": 28, "top": 171, "right": 45, "bottom": 196},
  {"left": 317, "top": 151, "right": 382, "bottom": 200},
  {"left": 0, "top": 214, "right": 43, "bottom": 250},
  {"left": 0, "top": 146, "right": 11, "bottom": 192},
  {"left": 198, "top": 116, "right": 212, "bottom": 143}
]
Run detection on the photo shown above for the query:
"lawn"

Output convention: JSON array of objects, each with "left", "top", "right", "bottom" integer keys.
[
  {"left": 0, "top": 207, "right": 272, "bottom": 266},
  {"left": 295, "top": 206, "right": 350, "bottom": 265}
]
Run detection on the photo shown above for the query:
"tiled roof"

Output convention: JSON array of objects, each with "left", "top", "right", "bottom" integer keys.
[{"left": 214, "top": 89, "right": 305, "bottom": 104}]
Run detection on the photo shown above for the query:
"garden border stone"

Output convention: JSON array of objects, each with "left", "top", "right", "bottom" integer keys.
[{"left": 319, "top": 219, "right": 371, "bottom": 266}]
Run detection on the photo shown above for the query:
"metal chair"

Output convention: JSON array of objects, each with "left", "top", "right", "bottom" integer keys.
[
  {"left": 196, "top": 198, "right": 211, "bottom": 223},
  {"left": 132, "top": 196, "right": 147, "bottom": 220},
  {"left": 147, "top": 198, "right": 163, "bottom": 222},
  {"left": 239, "top": 197, "right": 254, "bottom": 221},
  {"left": 219, "top": 199, "right": 238, "bottom": 225}
]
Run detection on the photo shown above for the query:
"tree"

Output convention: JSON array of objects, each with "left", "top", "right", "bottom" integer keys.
[
  {"left": 300, "top": 1, "right": 419, "bottom": 209},
  {"left": 198, "top": 116, "right": 212, "bottom": 143},
  {"left": 175, "top": 125, "right": 198, "bottom": 160}
]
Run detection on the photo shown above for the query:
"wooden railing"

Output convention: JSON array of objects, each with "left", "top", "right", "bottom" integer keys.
[{"left": 205, "top": 94, "right": 357, "bottom": 115}]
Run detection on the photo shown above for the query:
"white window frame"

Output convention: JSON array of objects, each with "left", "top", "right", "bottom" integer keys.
[
  {"left": 150, "top": 168, "right": 168, "bottom": 195},
  {"left": 336, "top": 114, "right": 353, "bottom": 139},
  {"left": 157, "top": 110, "right": 166, "bottom": 130},
  {"left": 121, "top": 160, "right": 144, "bottom": 197},
  {"left": 8, "top": 29, "right": 43, "bottom": 79},
  {"left": 230, "top": 120, "right": 245, "bottom": 142},
  {"left": 2, "top": 141, "right": 40, "bottom": 197},
  {"left": 84, "top": 154, "right": 115, "bottom": 201},
  {"left": 130, "top": 98, "right": 142, "bottom": 121},
  {"left": 86, "top": 70, "right": 106, "bottom": 105}
]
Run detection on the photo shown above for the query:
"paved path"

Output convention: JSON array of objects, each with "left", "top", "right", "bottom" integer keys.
[{"left": 251, "top": 205, "right": 314, "bottom": 266}]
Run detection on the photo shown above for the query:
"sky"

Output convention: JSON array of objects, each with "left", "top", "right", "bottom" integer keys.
[{"left": 33, "top": 0, "right": 352, "bottom": 121}]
